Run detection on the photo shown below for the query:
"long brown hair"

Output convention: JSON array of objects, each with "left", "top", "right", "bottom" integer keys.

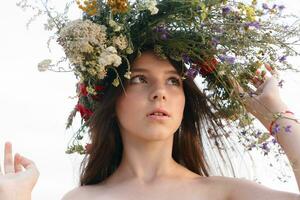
[{"left": 79, "top": 46, "right": 240, "bottom": 186}]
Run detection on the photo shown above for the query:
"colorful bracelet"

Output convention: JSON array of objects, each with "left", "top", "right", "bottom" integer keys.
[{"left": 269, "top": 110, "right": 295, "bottom": 136}]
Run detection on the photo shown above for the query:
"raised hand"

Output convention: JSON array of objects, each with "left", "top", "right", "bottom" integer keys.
[
  {"left": 230, "top": 65, "right": 288, "bottom": 124},
  {"left": 0, "top": 142, "right": 39, "bottom": 200}
]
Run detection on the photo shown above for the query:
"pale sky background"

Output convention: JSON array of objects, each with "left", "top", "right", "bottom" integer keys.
[{"left": 0, "top": 0, "right": 300, "bottom": 199}]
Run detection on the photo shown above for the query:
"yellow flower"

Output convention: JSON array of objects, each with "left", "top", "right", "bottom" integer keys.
[
  {"left": 107, "top": 0, "right": 129, "bottom": 14},
  {"left": 87, "top": 68, "right": 97, "bottom": 76},
  {"left": 76, "top": 0, "right": 98, "bottom": 16},
  {"left": 112, "top": 77, "right": 120, "bottom": 87},
  {"left": 238, "top": 3, "right": 257, "bottom": 22},
  {"left": 87, "top": 86, "right": 97, "bottom": 95}
]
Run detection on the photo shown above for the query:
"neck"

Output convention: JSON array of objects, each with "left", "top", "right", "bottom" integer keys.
[{"left": 107, "top": 135, "right": 183, "bottom": 184}]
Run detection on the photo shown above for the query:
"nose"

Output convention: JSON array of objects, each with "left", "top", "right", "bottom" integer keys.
[{"left": 150, "top": 85, "right": 167, "bottom": 102}]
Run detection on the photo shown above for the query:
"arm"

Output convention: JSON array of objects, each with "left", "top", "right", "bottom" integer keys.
[
  {"left": 229, "top": 69, "right": 300, "bottom": 199},
  {"left": 245, "top": 77, "right": 300, "bottom": 192},
  {"left": 226, "top": 98, "right": 300, "bottom": 200},
  {"left": 254, "top": 99, "right": 300, "bottom": 191}
]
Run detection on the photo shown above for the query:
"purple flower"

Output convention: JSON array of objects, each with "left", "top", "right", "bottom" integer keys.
[
  {"left": 278, "top": 79, "right": 284, "bottom": 88},
  {"left": 222, "top": 6, "right": 231, "bottom": 14},
  {"left": 186, "top": 67, "right": 199, "bottom": 79},
  {"left": 272, "top": 4, "right": 277, "bottom": 9},
  {"left": 218, "top": 55, "right": 235, "bottom": 64},
  {"left": 279, "top": 55, "right": 287, "bottom": 62},
  {"left": 284, "top": 125, "right": 292, "bottom": 133},
  {"left": 212, "top": 37, "right": 220, "bottom": 46},
  {"left": 160, "top": 33, "right": 168, "bottom": 40},
  {"left": 240, "top": 131, "right": 246, "bottom": 136},
  {"left": 249, "top": 91, "right": 255, "bottom": 97},
  {"left": 244, "top": 21, "right": 260, "bottom": 29},
  {"left": 262, "top": 142, "right": 269, "bottom": 151},
  {"left": 272, "top": 123, "right": 281, "bottom": 135},
  {"left": 256, "top": 131, "right": 262, "bottom": 136},
  {"left": 154, "top": 25, "right": 170, "bottom": 40},
  {"left": 226, "top": 56, "right": 235, "bottom": 64},
  {"left": 272, "top": 138, "right": 277, "bottom": 145},
  {"left": 213, "top": 26, "right": 224, "bottom": 34},
  {"left": 154, "top": 25, "right": 166, "bottom": 33},
  {"left": 182, "top": 54, "right": 191, "bottom": 64},
  {"left": 262, "top": 3, "right": 269, "bottom": 10},
  {"left": 278, "top": 5, "right": 285, "bottom": 11}
]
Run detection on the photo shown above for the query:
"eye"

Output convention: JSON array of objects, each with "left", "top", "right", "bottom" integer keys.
[
  {"left": 129, "top": 75, "right": 147, "bottom": 84},
  {"left": 168, "top": 77, "right": 181, "bottom": 86}
]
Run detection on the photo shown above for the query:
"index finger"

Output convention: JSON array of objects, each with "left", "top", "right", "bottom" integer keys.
[{"left": 265, "top": 64, "right": 280, "bottom": 79}]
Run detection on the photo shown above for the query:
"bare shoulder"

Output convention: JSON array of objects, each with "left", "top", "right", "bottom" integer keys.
[
  {"left": 61, "top": 186, "right": 89, "bottom": 200},
  {"left": 208, "top": 175, "right": 300, "bottom": 200},
  {"left": 61, "top": 184, "right": 106, "bottom": 200}
]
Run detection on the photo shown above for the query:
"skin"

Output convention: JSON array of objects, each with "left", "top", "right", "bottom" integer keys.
[{"left": 1, "top": 51, "right": 300, "bottom": 200}]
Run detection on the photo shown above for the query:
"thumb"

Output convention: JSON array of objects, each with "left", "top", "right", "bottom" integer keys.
[{"left": 19, "top": 155, "right": 39, "bottom": 178}]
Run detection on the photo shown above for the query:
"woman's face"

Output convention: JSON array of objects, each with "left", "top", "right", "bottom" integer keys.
[{"left": 116, "top": 51, "right": 185, "bottom": 141}]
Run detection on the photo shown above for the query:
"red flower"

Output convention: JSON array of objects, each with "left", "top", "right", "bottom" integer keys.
[
  {"left": 79, "top": 83, "right": 88, "bottom": 96},
  {"left": 95, "top": 85, "right": 105, "bottom": 91},
  {"left": 193, "top": 58, "right": 218, "bottom": 76},
  {"left": 75, "top": 103, "right": 93, "bottom": 121}
]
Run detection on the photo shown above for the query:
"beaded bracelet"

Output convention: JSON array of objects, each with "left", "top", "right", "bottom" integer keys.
[{"left": 269, "top": 110, "right": 297, "bottom": 136}]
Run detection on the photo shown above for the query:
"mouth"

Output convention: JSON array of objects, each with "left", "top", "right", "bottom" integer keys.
[{"left": 147, "top": 109, "right": 170, "bottom": 120}]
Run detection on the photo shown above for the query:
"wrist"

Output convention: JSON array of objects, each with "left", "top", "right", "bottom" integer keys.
[
  {"left": 255, "top": 98, "right": 289, "bottom": 128},
  {"left": 0, "top": 186, "right": 32, "bottom": 200}
]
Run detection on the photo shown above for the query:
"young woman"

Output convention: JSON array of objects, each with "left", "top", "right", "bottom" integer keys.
[{"left": 0, "top": 49, "right": 299, "bottom": 200}]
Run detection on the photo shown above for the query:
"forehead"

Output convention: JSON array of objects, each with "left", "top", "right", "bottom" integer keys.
[{"left": 131, "top": 51, "right": 179, "bottom": 74}]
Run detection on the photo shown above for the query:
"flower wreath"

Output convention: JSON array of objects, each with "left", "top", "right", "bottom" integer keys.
[{"left": 19, "top": 0, "right": 300, "bottom": 158}]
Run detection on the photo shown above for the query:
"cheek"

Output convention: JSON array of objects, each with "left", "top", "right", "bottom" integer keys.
[
  {"left": 176, "top": 94, "right": 185, "bottom": 120},
  {"left": 116, "top": 93, "right": 143, "bottom": 124}
]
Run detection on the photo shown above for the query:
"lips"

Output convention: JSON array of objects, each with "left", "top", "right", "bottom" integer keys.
[{"left": 147, "top": 108, "right": 170, "bottom": 117}]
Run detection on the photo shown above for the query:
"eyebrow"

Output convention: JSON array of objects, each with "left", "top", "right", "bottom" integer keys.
[{"left": 131, "top": 67, "right": 179, "bottom": 75}]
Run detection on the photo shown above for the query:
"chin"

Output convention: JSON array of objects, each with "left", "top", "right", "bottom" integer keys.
[{"left": 135, "top": 128, "right": 176, "bottom": 141}]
